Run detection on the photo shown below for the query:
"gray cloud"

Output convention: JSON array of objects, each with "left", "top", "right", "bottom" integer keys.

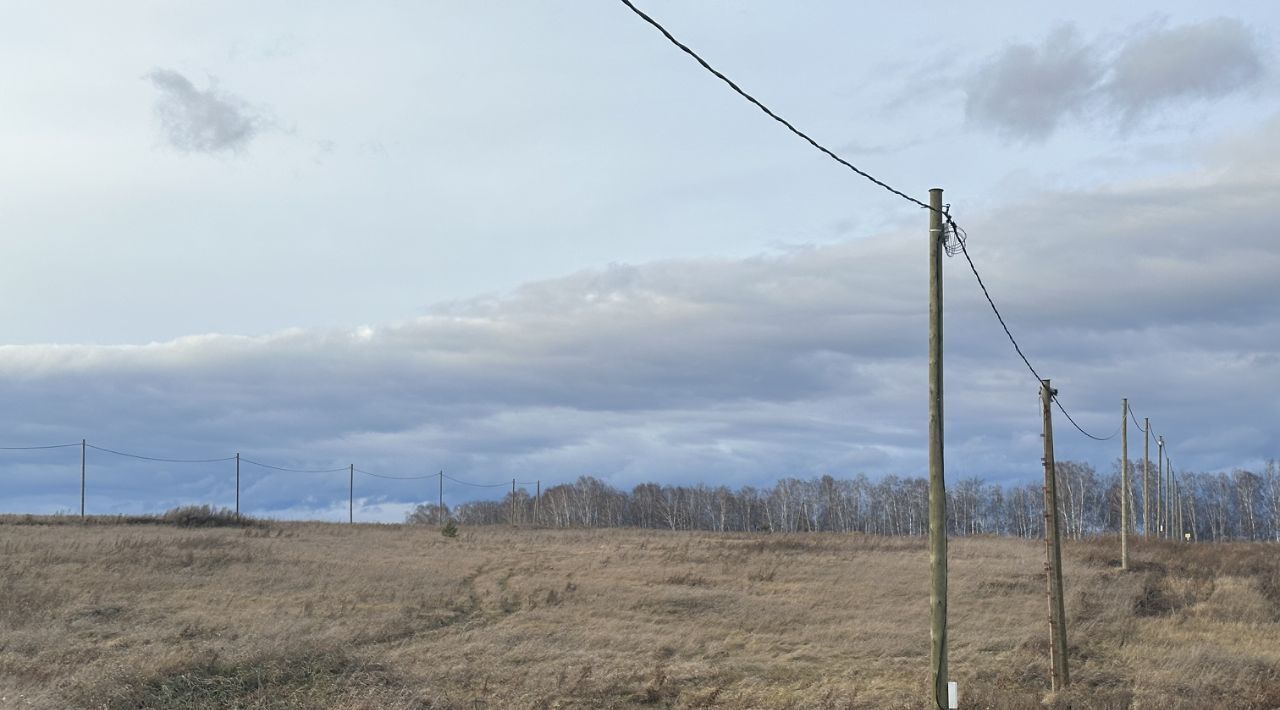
[
  {"left": 146, "top": 69, "right": 265, "bottom": 153},
  {"left": 1106, "top": 18, "right": 1264, "bottom": 124},
  {"left": 965, "top": 25, "right": 1102, "bottom": 141},
  {"left": 965, "top": 18, "right": 1266, "bottom": 141},
  {"left": 3, "top": 114, "right": 1280, "bottom": 519}
]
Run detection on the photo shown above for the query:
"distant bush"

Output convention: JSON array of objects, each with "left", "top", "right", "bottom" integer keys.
[
  {"left": 161, "top": 505, "right": 257, "bottom": 528},
  {"left": 441, "top": 518, "right": 459, "bottom": 538}
]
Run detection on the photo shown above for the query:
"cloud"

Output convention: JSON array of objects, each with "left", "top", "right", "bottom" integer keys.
[
  {"left": 3, "top": 113, "right": 1280, "bottom": 517},
  {"left": 964, "top": 25, "right": 1103, "bottom": 141},
  {"left": 1105, "top": 18, "right": 1264, "bottom": 124},
  {"left": 146, "top": 69, "right": 266, "bottom": 153},
  {"left": 965, "top": 18, "right": 1267, "bottom": 141}
]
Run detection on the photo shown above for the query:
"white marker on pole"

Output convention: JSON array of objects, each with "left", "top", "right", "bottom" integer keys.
[{"left": 947, "top": 681, "right": 958, "bottom": 709}]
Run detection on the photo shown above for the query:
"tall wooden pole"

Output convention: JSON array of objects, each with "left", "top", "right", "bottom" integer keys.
[
  {"left": 1157, "top": 437, "right": 1165, "bottom": 538},
  {"left": 927, "top": 187, "right": 948, "bottom": 710},
  {"left": 235, "top": 453, "right": 241, "bottom": 520},
  {"left": 1175, "top": 470, "right": 1184, "bottom": 540},
  {"left": 438, "top": 471, "right": 444, "bottom": 525},
  {"left": 349, "top": 464, "right": 354, "bottom": 524},
  {"left": 1120, "top": 399, "right": 1129, "bottom": 570},
  {"left": 1143, "top": 418, "right": 1150, "bottom": 538},
  {"left": 1041, "top": 380, "right": 1070, "bottom": 690},
  {"left": 536, "top": 480, "right": 541, "bottom": 527},
  {"left": 512, "top": 478, "right": 517, "bottom": 526},
  {"left": 80, "top": 439, "right": 86, "bottom": 518}
]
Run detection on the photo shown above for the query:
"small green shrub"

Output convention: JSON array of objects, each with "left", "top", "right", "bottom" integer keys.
[{"left": 441, "top": 518, "right": 459, "bottom": 538}]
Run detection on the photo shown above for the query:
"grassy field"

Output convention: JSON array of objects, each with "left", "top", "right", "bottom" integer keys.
[{"left": 1, "top": 517, "right": 1278, "bottom": 709}]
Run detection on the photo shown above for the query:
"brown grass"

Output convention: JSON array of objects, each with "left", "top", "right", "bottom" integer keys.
[{"left": 0, "top": 519, "right": 1277, "bottom": 708}]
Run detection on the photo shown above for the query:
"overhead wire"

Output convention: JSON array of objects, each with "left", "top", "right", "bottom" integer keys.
[
  {"left": 1129, "top": 407, "right": 1147, "bottom": 432},
  {"left": 616, "top": 0, "right": 930, "bottom": 211},
  {"left": 86, "top": 443, "right": 237, "bottom": 463},
  {"left": 0, "top": 443, "right": 81, "bottom": 450},
  {"left": 443, "top": 473, "right": 510, "bottom": 488},
  {"left": 618, "top": 0, "right": 1125, "bottom": 444},
  {"left": 239, "top": 457, "right": 348, "bottom": 474},
  {"left": 356, "top": 468, "right": 438, "bottom": 480}
]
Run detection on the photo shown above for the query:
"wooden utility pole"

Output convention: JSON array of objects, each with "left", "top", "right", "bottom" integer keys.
[
  {"left": 536, "top": 480, "right": 541, "bottom": 527},
  {"left": 80, "top": 439, "right": 86, "bottom": 518},
  {"left": 438, "top": 471, "right": 444, "bottom": 526},
  {"left": 1143, "top": 418, "right": 1150, "bottom": 539},
  {"left": 1157, "top": 437, "right": 1165, "bottom": 538},
  {"left": 927, "top": 187, "right": 948, "bottom": 710},
  {"left": 235, "top": 453, "right": 241, "bottom": 520},
  {"left": 1041, "top": 380, "right": 1070, "bottom": 691},
  {"left": 349, "top": 464, "right": 354, "bottom": 524},
  {"left": 1175, "top": 471, "right": 1185, "bottom": 540},
  {"left": 1166, "top": 453, "right": 1174, "bottom": 540},
  {"left": 1120, "top": 399, "right": 1129, "bottom": 570},
  {"left": 511, "top": 478, "right": 517, "bottom": 526}
]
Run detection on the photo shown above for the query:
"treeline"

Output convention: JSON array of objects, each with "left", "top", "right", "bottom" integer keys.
[{"left": 406, "top": 459, "right": 1280, "bottom": 542}]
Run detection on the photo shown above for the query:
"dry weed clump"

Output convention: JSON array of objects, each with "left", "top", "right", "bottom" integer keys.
[
  {"left": 0, "top": 523, "right": 1277, "bottom": 708},
  {"left": 73, "top": 645, "right": 426, "bottom": 710}
]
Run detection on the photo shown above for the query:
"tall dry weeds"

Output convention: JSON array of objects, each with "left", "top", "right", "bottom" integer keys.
[{"left": 0, "top": 519, "right": 1276, "bottom": 708}]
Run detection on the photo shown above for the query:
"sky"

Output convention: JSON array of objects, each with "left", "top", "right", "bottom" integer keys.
[{"left": 2, "top": 1, "right": 1278, "bottom": 521}]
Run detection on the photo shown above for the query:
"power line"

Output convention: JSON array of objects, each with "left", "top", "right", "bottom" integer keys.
[
  {"left": 1129, "top": 407, "right": 1147, "bottom": 432},
  {"left": 1051, "top": 400, "right": 1120, "bottom": 442},
  {"left": 355, "top": 468, "right": 438, "bottom": 481},
  {"left": 86, "top": 443, "right": 237, "bottom": 464},
  {"left": 239, "top": 457, "right": 348, "bottom": 474},
  {"left": 443, "top": 473, "right": 509, "bottom": 488},
  {"left": 0, "top": 443, "right": 81, "bottom": 450},
  {"left": 616, "top": 0, "right": 931, "bottom": 212},
  {"left": 617, "top": 1, "right": 1122, "bottom": 446}
]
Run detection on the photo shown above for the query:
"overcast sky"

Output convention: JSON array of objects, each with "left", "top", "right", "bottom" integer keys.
[{"left": 2, "top": 1, "right": 1278, "bottom": 521}]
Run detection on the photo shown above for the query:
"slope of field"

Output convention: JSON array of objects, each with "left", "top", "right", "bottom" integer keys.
[{"left": 1, "top": 519, "right": 1277, "bottom": 709}]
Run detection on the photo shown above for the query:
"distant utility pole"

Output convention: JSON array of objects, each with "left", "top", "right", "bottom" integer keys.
[
  {"left": 1143, "top": 418, "right": 1150, "bottom": 539},
  {"left": 927, "top": 187, "right": 948, "bottom": 710},
  {"left": 235, "top": 453, "right": 241, "bottom": 520},
  {"left": 80, "top": 439, "right": 86, "bottom": 518},
  {"left": 1120, "top": 399, "right": 1129, "bottom": 571},
  {"left": 536, "top": 480, "right": 541, "bottom": 527},
  {"left": 348, "top": 464, "right": 354, "bottom": 524},
  {"left": 1157, "top": 437, "right": 1165, "bottom": 538},
  {"left": 511, "top": 478, "right": 517, "bottom": 526},
  {"left": 438, "top": 471, "right": 444, "bottom": 526},
  {"left": 1175, "top": 470, "right": 1185, "bottom": 540},
  {"left": 1041, "top": 380, "right": 1070, "bottom": 691}
]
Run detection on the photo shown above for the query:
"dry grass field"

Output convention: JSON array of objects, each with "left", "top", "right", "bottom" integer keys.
[{"left": 1, "top": 516, "right": 1278, "bottom": 709}]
